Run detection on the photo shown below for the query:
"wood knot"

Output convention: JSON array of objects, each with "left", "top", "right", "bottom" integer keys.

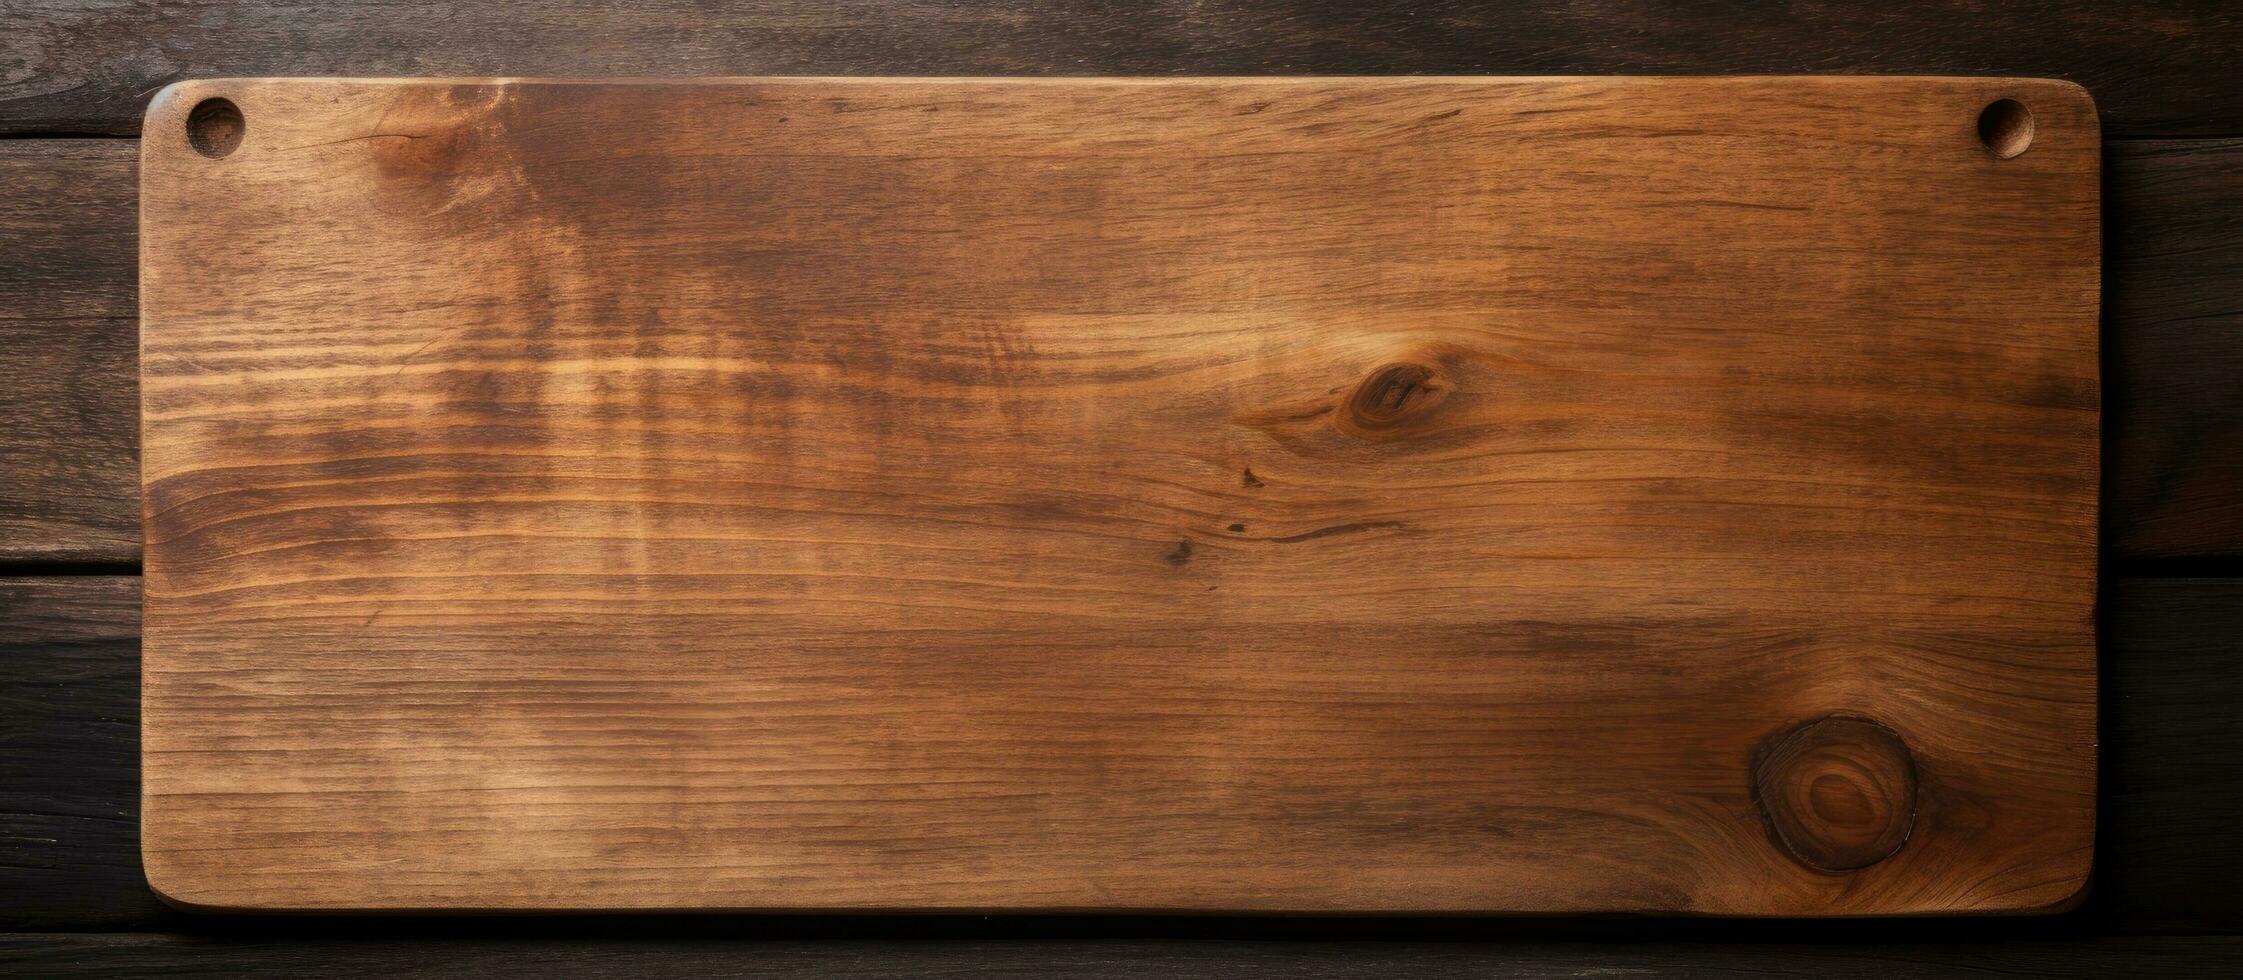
[
  {"left": 1164, "top": 539, "right": 1193, "bottom": 567},
  {"left": 1751, "top": 716, "right": 1917, "bottom": 873},
  {"left": 1342, "top": 361, "right": 1449, "bottom": 434}
]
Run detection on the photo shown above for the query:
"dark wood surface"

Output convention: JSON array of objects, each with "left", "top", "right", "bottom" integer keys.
[
  {"left": 0, "top": 578, "right": 163, "bottom": 930},
  {"left": 0, "top": 141, "right": 138, "bottom": 563},
  {"left": 7, "top": 0, "right": 2243, "bottom": 137},
  {"left": 7, "top": 0, "right": 2243, "bottom": 971},
  {"left": 2093, "top": 580, "right": 2243, "bottom": 933},
  {"left": 8, "top": 934, "right": 2243, "bottom": 978},
  {"left": 2105, "top": 139, "right": 2243, "bottom": 560}
]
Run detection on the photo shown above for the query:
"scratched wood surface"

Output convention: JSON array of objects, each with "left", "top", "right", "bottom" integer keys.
[{"left": 138, "top": 77, "right": 2099, "bottom": 915}]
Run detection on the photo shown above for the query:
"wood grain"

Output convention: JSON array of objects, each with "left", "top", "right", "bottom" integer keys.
[
  {"left": 13, "top": 137, "right": 2239, "bottom": 567},
  {"left": 0, "top": 140, "right": 139, "bottom": 563},
  {"left": 0, "top": 577, "right": 166, "bottom": 929},
  {"left": 138, "top": 77, "right": 2099, "bottom": 914},
  {"left": 22, "top": 578, "right": 2243, "bottom": 931},
  {"left": 2105, "top": 138, "right": 2243, "bottom": 560},
  {"left": 7, "top": 0, "right": 2243, "bottom": 137}
]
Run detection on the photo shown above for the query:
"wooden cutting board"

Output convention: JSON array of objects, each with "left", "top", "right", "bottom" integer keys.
[{"left": 139, "top": 77, "right": 2099, "bottom": 915}]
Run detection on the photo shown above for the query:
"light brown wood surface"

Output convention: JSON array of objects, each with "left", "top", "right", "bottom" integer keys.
[{"left": 139, "top": 77, "right": 2099, "bottom": 915}]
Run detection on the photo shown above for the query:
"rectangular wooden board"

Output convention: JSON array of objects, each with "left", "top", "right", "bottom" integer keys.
[{"left": 140, "top": 77, "right": 2099, "bottom": 915}]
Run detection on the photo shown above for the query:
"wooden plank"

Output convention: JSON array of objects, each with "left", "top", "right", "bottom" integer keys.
[
  {"left": 2093, "top": 579, "right": 2243, "bottom": 932},
  {"left": 0, "top": 577, "right": 167, "bottom": 930},
  {"left": 0, "top": 140, "right": 138, "bottom": 563},
  {"left": 6, "top": 1, "right": 2243, "bottom": 137},
  {"left": 2105, "top": 139, "right": 2243, "bottom": 561},
  {"left": 6, "top": 577, "right": 2239, "bottom": 928},
  {"left": 10, "top": 135, "right": 2243, "bottom": 566},
  {"left": 8, "top": 935, "right": 2243, "bottom": 978},
  {"left": 138, "top": 77, "right": 2098, "bottom": 914}
]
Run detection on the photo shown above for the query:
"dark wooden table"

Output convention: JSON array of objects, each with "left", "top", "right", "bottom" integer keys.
[{"left": 4, "top": 2, "right": 2241, "bottom": 974}]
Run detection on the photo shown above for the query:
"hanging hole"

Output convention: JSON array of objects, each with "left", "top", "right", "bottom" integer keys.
[
  {"left": 1976, "top": 99, "right": 2033, "bottom": 160},
  {"left": 186, "top": 98, "right": 245, "bottom": 159}
]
